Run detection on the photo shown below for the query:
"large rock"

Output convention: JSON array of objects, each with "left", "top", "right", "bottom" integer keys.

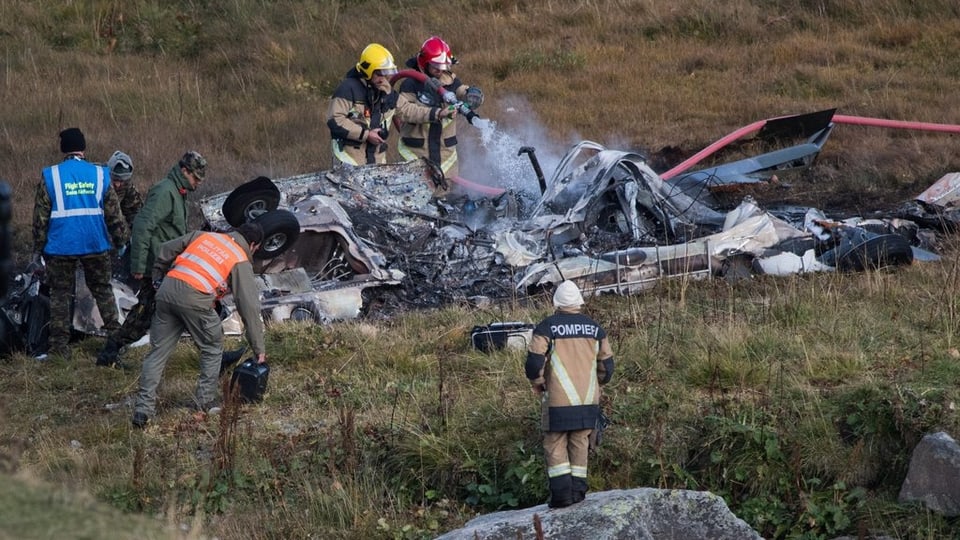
[
  {"left": 434, "top": 488, "right": 762, "bottom": 540},
  {"left": 898, "top": 431, "right": 960, "bottom": 516}
]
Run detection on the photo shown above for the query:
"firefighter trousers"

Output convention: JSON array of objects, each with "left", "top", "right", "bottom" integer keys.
[{"left": 543, "top": 429, "right": 592, "bottom": 506}]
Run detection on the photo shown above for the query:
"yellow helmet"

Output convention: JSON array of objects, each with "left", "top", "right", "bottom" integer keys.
[{"left": 356, "top": 43, "right": 398, "bottom": 80}]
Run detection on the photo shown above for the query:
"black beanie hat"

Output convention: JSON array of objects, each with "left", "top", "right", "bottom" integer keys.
[
  {"left": 235, "top": 222, "right": 264, "bottom": 246},
  {"left": 59, "top": 127, "right": 86, "bottom": 154}
]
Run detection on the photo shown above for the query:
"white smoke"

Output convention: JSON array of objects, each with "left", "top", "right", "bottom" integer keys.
[{"left": 455, "top": 94, "right": 573, "bottom": 199}]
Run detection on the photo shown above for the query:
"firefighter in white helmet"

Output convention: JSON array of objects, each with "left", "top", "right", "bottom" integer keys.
[{"left": 526, "top": 280, "right": 615, "bottom": 508}]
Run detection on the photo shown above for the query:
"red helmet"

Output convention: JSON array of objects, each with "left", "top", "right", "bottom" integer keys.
[{"left": 417, "top": 36, "right": 455, "bottom": 72}]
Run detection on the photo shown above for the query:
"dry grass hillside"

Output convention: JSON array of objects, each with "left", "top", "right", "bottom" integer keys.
[{"left": 2, "top": 1, "right": 960, "bottom": 539}]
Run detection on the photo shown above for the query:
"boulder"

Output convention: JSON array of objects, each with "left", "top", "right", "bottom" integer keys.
[
  {"left": 898, "top": 431, "right": 960, "bottom": 516},
  {"left": 434, "top": 488, "right": 762, "bottom": 540}
]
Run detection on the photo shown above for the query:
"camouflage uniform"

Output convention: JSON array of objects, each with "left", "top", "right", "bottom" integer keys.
[
  {"left": 98, "top": 152, "right": 205, "bottom": 366},
  {"left": 112, "top": 181, "right": 144, "bottom": 281},
  {"left": 32, "top": 160, "right": 128, "bottom": 357},
  {"left": 105, "top": 150, "right": 142, "bottom": 227},
  {"left": 115, "top": 181, "right": 144, "bottom": 227}
]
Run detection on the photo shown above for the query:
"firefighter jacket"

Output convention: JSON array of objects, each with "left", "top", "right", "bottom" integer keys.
[
  {"left": 129, "top": 165, "right": 193, "bottom": 276},
  {"left": 525, "top": 307, "right": 615, "bottom": 432},
  {"left": 395, "top": 57, "right": 469, "bottom": 178},
  {"left": 326, "top": 67, "right": 398, "bottom": 166},
  {"left": 153, "top": 230, "right": 265, "bottom": 356},
  {"left": 33, "top": 155, "right": 127, "bottom": 256}
]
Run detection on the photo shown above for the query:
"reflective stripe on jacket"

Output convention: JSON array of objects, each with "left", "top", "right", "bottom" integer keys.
[
  {"left": 42, "top": 158, "right": 113, "bottom": 256},
  {"left": 395, "top": 65, "right": 465, "bottom": 177},
  {"left": 326, "top": 68, "right": 397, "bottom": 166},
  {"left": 167, "top": 233, "right": 248, "bottom": 296},
  {"left": 526, "top": 309, "right": 615, "bottom": 432}
]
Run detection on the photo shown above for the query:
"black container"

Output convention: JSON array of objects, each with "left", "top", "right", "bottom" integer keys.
[
  {"left": 230, "top": 358, "right": 270, "bottom": 403},
  {"left": 470, "top": 322, "right": 534, "bottom": 353}
]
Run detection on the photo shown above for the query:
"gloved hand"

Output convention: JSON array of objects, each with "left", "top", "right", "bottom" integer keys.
[
  {"left": 425, "top": 77, "right": 443, "bottom": 96},
  {"left": 437, "top": 106, "right": 457, "bottom": 120},
  {"left": 465, "top": 86, "right": 484, "bottom": 109}
]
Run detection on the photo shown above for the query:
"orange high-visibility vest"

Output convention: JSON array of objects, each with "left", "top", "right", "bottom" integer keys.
[{"left": 167, "top": 233, "right": 248, "bottom": 296}]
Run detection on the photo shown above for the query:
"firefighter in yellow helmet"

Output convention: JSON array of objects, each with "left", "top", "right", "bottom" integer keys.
[{"left": 326, "top": 43, "right": 399, "bottom": 166}]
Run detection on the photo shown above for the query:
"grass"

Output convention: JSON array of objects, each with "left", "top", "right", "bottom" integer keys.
[
  {"left": 2, "top": 264, "right": 951, "bottom": 538},
  {"left": 3, "top": 0, "right": 960, "bottom": 538}
]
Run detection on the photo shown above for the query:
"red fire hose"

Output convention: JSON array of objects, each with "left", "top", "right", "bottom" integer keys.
[
  {"left": 390, "top": 70, "right": 478, "bottom": 123},
  {"left": 660, "top": 113, "right": 960, "bottom": 180}
]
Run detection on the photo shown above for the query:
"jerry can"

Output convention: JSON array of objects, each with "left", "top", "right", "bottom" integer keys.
[{"left": 230, "top": 358, "right": 270, "bottom": 403}]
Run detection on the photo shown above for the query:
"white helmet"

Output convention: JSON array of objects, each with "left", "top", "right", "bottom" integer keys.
[{"left": 553, "top": 280, "right": 585, "bottom": 308}]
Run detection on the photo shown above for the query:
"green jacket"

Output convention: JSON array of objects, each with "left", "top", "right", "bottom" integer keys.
[{"left": 129, "top": 166, "right": 193, "bottom": 275}]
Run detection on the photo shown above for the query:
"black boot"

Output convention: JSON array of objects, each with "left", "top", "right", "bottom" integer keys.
[
  {"left": 96, "top": 339, "right": 126, "bottom": 369},
  {"left": 572, "top": 476, "right": 588, "bottom": 504},
  {"left": 548, "top": 474, "right": 574, "bottom": 508},
  {"left": 131, "top": 412, "right": 149, "bottom": 429}
]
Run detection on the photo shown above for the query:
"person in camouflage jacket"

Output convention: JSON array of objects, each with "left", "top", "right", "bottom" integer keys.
[
  {"left": 105, "top": 151, "right": 143, "bottom": 282},
  {"left": 32, "top": 128, "right": 128, "bottom": 359},
  {"left": 96, "top": 151, "right": 206, "bottom": 368},
  {"left": 106, "top": 150, "right": 143, "bottom": 227}
]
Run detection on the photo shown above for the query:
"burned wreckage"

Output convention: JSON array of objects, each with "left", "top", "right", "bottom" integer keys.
[
  {"left": 198, "top": 108, "right": 956, "bottom": 326},
  {"left": 2, "top": 109, "right": 958, "bottom": 350}
]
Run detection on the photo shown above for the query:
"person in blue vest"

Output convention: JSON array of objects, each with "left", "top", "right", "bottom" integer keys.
[{"left": 31, "top": 127, "right": 128, "bottom": 360}]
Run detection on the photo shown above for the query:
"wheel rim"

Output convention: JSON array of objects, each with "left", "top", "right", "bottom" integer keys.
[
  {"left": 263, "top": 232, "right": 287, "bottom": 253},
  {"left": 244, "top": 200, "right": 271, "bottom": 221},
  {"left": 290, "top": 307, "right": 314, "bottom": 321}
]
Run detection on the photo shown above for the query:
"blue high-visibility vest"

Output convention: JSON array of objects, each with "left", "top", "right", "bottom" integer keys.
[{"left": 41, "top": 157, "right": 113, "bottom": 256}]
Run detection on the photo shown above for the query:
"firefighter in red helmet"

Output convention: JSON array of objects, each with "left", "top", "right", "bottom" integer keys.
[{"left": 395, "top": 36, "right": 484, "bottom": 196}]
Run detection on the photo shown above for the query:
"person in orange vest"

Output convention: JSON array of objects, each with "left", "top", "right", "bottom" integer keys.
[
  {"left": 525, "top": 280, "right": 614, "bottom": 508},
  {"left": 132, "top": 222, "right": 266, "bottom": 428}
]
